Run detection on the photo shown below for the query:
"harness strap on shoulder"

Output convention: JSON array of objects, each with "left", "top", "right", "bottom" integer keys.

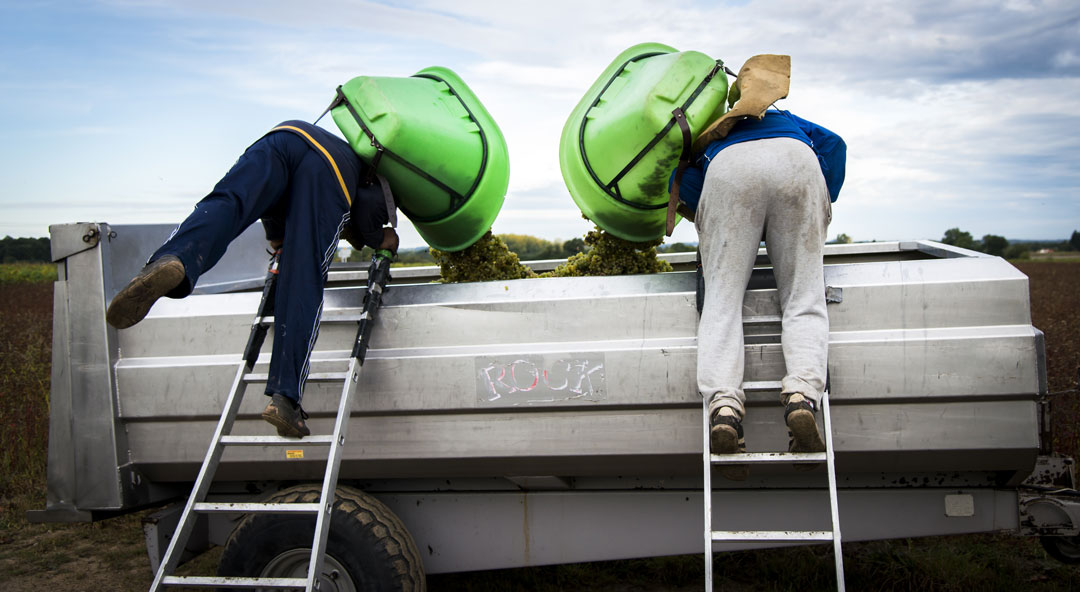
[
  {"left": 269, "top": 124, "right": 352, "bottom": 207},
  {"left": 666, "top": 107, "right": 692, "bottom": 236},
  {"left": 375, "top": 174, "right": 398, "bottom": 228},
  {"left": 314, "top": 91, "right": 345, "bottom": 126}
]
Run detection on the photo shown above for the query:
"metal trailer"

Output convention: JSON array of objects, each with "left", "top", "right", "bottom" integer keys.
[{"left": 31, "top": 222, "right": 1080, "bottom": 586}]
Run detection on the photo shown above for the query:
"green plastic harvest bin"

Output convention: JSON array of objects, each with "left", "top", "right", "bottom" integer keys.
[
  {"left": 560, "top": 43, "right": 728, "bottom": 241},
  {"left": 332, "top": 67, "right": 509, "bottom": 252}
]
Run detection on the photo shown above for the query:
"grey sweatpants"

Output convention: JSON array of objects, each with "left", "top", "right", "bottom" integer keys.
[{"left": 695, "top": 137, "right": 832, "bottom": 419}]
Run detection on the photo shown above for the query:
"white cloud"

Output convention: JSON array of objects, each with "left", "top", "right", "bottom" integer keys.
[
  {"left": 2, "top": 0, "right": 1079, "bottom": 243},
  {"left": 1055, "top": 50, "right": 1080, "bottom": 68}
]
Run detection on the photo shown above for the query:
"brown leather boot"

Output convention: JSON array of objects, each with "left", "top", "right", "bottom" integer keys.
[
  {"left": 261, "top": 394, "right": 311, "bottom": 438},
  {"left": 784, "top": 393, "right": 825, "bottom": 471},
  {"left": 711, "top": 406, "right": 749, "bottom": 481},
  {"left": 106, "top": 255, "right": 186, "bottom": 329}
]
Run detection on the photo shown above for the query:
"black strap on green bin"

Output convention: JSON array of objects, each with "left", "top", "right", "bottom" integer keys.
[
  {"left": 578, "top": 56, "right": 724, "bottom": 211},
  {"left": 666, "top": 106, "right": 692, "bottom": 236},
  {"left": 324, "top": 73, "right": 490, "bottom": 224}
]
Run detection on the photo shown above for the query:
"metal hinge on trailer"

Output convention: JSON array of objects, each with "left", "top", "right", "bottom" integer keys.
[
  {"left": 702, "top": 382, "right": 846, "bottom": 592},
  {"left": 148, "top": 250, "right": 394, "bottom": 591}
]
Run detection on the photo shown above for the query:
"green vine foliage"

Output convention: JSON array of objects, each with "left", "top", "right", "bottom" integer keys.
[{"left": 432, "top": 225, "right": 672, "bottom": 283}]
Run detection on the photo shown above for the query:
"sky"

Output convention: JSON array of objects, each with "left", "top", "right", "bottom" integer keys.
[{"left": 1, "top": 0, "right": 1078, "bottom": 249}]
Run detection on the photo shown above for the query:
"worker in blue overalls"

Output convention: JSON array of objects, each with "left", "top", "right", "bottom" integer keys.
[{"left": 106, "top": 120, "right": 399, "bottom": 438}]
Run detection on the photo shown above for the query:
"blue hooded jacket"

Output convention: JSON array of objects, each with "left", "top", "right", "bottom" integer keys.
[{"left": 671, "top": 110, "right": 846, "bottom": 214}]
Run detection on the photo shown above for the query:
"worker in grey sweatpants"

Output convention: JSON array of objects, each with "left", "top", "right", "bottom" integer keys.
[{"left": 693, "top": 134, "right": 832, "bottom": 480}]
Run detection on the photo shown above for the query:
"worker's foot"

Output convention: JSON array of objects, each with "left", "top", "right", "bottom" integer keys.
[
  {"left": 106, "top": 255, "right": 186, "bottom": 329},
  {"left": 784, "top": 393, "right": 825, "bottom": 470},
  {"left": 710, "top": 406, "right": 749, "bottom": 481},
  {"left": 261, "top": 394, "right": 311, "bottom": 438}
]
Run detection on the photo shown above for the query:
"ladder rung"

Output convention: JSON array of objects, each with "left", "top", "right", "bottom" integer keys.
[
  {"left": 260, "top": 315, "right": 366, "bottom": 329},
  {"left": 741, "top": 380, "right": 782, "bottom": 391},
  {"left": 711, "top": 452, "right": 826, "bottom": 464},
  {"left": 220, "top": 435, "right": 335, "bottom": 446},
  {"left": 243, "top": 372, "right": 349, "bottom": 383},
  {"left": 319, "top": 313, "right": 368, "bottom": 323},
  {"left": 193, "top": 502, "right": 321, "bottom": 514},
  {"left": 712, "top": 530, "right": 834, "bottom": 542},
  {"left": 162, "top": 575, "right": 306, "bottom": 588}
]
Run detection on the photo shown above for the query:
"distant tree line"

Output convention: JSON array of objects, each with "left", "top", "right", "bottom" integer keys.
[
  {"left": 347, "top": 227, "right": 1080, "bottom": 265},
  {"left": 0, "top": 236, "right": 50, "bottom": 263},
  {"left": 940, "top": 228, "right": 1080, "bottom": 259}
]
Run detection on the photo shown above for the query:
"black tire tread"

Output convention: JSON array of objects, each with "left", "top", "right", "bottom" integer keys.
[
  {"left": 1041, "top": 535, "right": 1080, "bottom": 565},
  {"left": 220, "top": 483, "right": 426, "bottom": 591}
]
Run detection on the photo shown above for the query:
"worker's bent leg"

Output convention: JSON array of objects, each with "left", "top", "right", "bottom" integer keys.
[
  {"left": 148, "top": 132, "right": 298, "bottom": 296},
  {"left": 265, "top": 150, "right": 350, "bottom": 405},
  {"left": 695, "top": 142, "right": 773, "bottom": 419},
  {"left": 761, "top": 138, "right": 832, "bottom": 409}
]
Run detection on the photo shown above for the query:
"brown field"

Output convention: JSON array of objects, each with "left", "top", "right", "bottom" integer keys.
[
  {"left": 1016, "top": 262, "right": 1080, "bottom": 461},
  {"left": 1, "top": 262, "right": 1078, "bottom": 591}
]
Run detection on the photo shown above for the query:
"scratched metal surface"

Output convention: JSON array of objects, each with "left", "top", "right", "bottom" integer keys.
[{"left": 47, "top": 224, "right": 1043, "bottom": 512}]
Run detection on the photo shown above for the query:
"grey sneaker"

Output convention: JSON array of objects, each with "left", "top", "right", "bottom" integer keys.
[
  {"left": 106, "top": 255, "right": 186, "bottom": 329},
  {"left": 784, "top": 393, "right": 825, "bottom": 470},
  {"left": 710, "top": 406, "right": 749, "bottom": 481},
  {"left": 261, "top": 394, "right": 310, "bottom": 438}
]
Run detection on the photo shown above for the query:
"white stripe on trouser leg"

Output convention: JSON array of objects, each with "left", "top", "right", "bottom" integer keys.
[{"left": 297, "top": 213, "right": 350, "bottom": 403}]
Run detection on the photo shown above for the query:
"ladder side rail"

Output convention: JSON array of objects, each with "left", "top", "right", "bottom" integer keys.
[
  {"left": 822, "top": 394, "right": 846, "bottom": 591},
  {"left": 305, "top": 357, "right": 361, "bottom": 592},
  {"left": 305, "top": 252, "right": 393, "bottom": 592},
  {"left": 149, "top": 362, "right": 254, "bottom": 591},
  {"left": 702, "top": 396, "right": 714, "bottom": 592},
  {"left": 151, "top": 266, "right": 276, "bottom": 591}
]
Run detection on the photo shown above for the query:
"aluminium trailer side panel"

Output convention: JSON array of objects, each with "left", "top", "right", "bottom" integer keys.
[
  {"left": 115, "top": 242, "right": 1039, "bottom": 487},
  {"left": 375, "top": 487, "right": 1022, "bottom": 574},
  {"left": 37, "top": 223, "right": 274, "bottom": 518},
  {"left": 40, "top": 225, "right": 1044, "bottom": 516},
  {"left": 43, "top": 223, "right": 129, "bottom": 515}
]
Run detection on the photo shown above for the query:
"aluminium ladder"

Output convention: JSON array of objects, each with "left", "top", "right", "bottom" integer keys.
[
  {"left": 702, "top": 382, "right": 845, "bottom": 591},
  {"left": 149, "top": 250, "right": 395, "bottom": 591}
]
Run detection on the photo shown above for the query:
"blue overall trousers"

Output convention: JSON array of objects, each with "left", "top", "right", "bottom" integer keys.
[{"left": 148, "top": 121, "right": 381, "bottom": 404}]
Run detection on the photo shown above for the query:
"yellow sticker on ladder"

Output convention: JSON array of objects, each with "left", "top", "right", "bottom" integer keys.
[{"left": 286, "top": 450, "right": 304, "bottom": 459}]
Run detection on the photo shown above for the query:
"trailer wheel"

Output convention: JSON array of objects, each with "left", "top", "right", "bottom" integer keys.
[
  {"left": 217, "top": 484, "right": 425, "bottom": 591},
  {"left": 1041, "top": 535, "right": 1080, "bottom": 564}
]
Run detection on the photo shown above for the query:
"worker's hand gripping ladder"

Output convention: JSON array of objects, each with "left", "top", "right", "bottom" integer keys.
[
  {"left": 149, "top": 249, "right": 396, "bottom": 591},
  {"left": 702, "top": 383, "right": 846, "bottom": 591}
]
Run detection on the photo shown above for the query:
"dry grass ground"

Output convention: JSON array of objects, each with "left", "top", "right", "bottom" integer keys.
[{"left": 1, "top": 262, "right": 1079, "bottom": 591}]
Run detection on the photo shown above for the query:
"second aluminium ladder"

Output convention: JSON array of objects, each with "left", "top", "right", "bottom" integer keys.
[
  {"left": 149, "top": 249, "right": 395, "bottom": 591},
  {"left": 702, "top": 382, "right": 846, "bottom": 591}
]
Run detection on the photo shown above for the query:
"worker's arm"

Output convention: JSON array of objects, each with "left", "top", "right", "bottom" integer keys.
[{"left": 379, "top": 227, "right": 399, "bottom": 255}]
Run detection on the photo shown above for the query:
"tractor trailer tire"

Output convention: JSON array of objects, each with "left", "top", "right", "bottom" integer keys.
[
  {"left": 1041, "top": 535, "right": 1080, "bottom": 564},
  {"left": 217, "top": 484, "right": 426, "bottom": 591}
]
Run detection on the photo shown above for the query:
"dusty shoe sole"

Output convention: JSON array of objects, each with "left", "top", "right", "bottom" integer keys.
[
  {"left": 260, "top": 395, "right": 310, "bottom": 438},
  {"left": 710, "top": 423, "right": 749, "bottom": 481},
  {"left": 106, "top": 257, "right": 186, "bottom": 329},
  {"left": 261, "top": 413, "right": 306, "bottom": 438},
  {"left": 787, "top": 408, "right": 825, "bottom": 471},
  {"left": 261, "top": 395, "right": 310, "bottom": 438},
  {"left": 261, "top": 407, "right": 310, "bottom": 438}
]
